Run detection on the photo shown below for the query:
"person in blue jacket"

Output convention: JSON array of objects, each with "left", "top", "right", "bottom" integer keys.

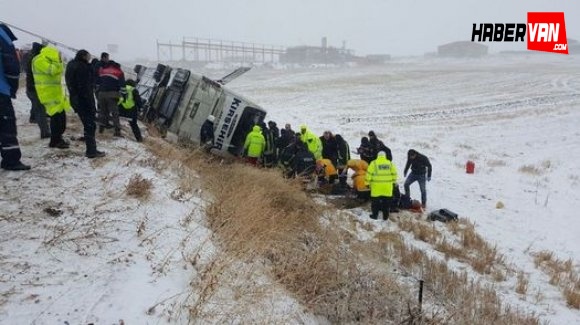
[{"left": 0, "top": 24, "right": 30, "bottom": 170}]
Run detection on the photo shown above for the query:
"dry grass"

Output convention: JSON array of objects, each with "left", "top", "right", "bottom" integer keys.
[
  {"left": 515, "top": 272, "right": 529, "bottom": 295},
  {"left": 375, "top": 229, "right": 540, "bottom": 325},
  {"left": 146, "top": 139, "right": 416, "bottom": 323},
  {"left": 518, "top": 165, "right": 543, "bottom": 176},
  {"left": 125, "top": 174, "right": 153, "bottom": 200},
  {"left": 398, "top": 217, "right": 504, "bottom": 276},
  {"left": 532, "top": 250, "right": 580, "bottom": 309},
  {"left": 487, "top": 159, "right": 507, "bottom": 167},
  {"left": 565, "top": 286, "right": 580, "bottom": 309},
  {"left": 144, "top": 137, "right": 541, "bottom": 323}
]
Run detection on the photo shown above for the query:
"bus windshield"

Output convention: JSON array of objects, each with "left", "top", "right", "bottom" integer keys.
[{"left": 228, "top": 106, "right": 266, "bottom": 156}]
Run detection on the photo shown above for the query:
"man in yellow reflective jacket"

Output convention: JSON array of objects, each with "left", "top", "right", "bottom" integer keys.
[
  {"left": 299, "top": 124, "right": 322, "bottom": 159},
  {"left": 365, "top": 151, "right": 398, "bottom": 220},
  {"left": 243, "top": 125, "right": 265, "bottom": 166},
  {"left": 32, "top": 46, "right": 70, "bottom": 149}
]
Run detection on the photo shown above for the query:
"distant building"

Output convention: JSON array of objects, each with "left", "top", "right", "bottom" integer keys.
[
  {"left": 569, "top": 38, "right": 580, "bottom": 55},
  {"left": 364, "top": 54, "right": 391, "bottom": 65},
  {"left": 438, "top": 41, "right": 488, "bottom": 58},
  {"left": 281, "top": 45, "right": 356, "bottom": 65},
  {"left": 280, "top": 37, "right": 357, "bottom": 65}
]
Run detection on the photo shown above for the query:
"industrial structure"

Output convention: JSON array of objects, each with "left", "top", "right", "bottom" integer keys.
[
  {"left": 437, "top": 41, "right": 488, "bottom": 58},
  {"left": 156, "top": 37, "right": 286, "bottom": 63},
  {"left": 156, "top": 37, "right": 359, "bottom": 65}
]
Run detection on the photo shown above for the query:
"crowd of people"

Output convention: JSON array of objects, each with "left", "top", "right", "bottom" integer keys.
[
  {"left": 203, "top": 117, "right": 433, "bottom": 221},
  {"left": 0, "top": 23, "right": 144, "bottom": 171},
  {"left": 1, "top": 22, "right": 433, "bottom": 221}
]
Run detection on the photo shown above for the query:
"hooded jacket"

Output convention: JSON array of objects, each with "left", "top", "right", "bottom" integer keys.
[
  {"left": 244, "top": 125, "right": 266, "bottom": 158},
  {"left": 65, "top": 50, "right": 95, "bottom": 111},
  {"left": 347, "top": 159, "right": 369, "bottom": 192},
  {"left": 0, "top": 24, "right": 20, "bottom": 98},
  {"left": 32, "top": 46, "right": 69, "bottom": 116},
  {"left": 299, "top": 126, "right": 322, "bottom": 160},
  {"left": 365, "top": 154, "right": 398, "bottom": 197}
]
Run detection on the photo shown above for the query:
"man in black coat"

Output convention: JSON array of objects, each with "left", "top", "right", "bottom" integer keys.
[
  {"left": 0, "top": 24, "right": 30, "bottom": 170},
  {"left": 403, "top": 149, "right": 432, "bottom": 208},
  {"left": 24, "top": 42, "right": 50, "bottom": 138},
  {"left": 320, "top": 131, "right": 338, "bottom": 167},
  {"left": 200, "top": 115, "right": 215, "bottom": 151},
  {"left": 368, "top": 130, "right": 392, "bottom": 161},
  {"left": 357, "top": 137, "right": 374, "bottom": 164},
  {"left": 278, "top": 123, "right": 295, "bottom": 150},
  {"left": 293, "top": 142, "right": 316, "bottom": 178},
  {"left": 335, "top": 134, "right": 350, "bottom": 185},
  {"left": 65, "top": 49, "right": 105, "bottom": 158}
]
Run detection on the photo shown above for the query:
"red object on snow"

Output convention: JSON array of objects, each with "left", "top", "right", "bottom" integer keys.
[{"left": 466, "top": 160, "right": 475, "bottom": 174}]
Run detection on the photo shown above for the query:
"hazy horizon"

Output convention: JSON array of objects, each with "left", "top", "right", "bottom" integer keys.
[{"left": 2, "top": 0, "right": 579, "bottom": 60}]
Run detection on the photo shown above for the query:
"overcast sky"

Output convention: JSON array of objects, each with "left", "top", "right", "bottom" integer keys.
[{"left": 1, "top": 0, "right": 578, "bottom": 60}]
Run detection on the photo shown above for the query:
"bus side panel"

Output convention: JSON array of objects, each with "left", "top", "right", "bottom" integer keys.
[
  {"left": 174, "top": 78, "right": 223, "bottom": 143},
  {"left": 168, "top": 75, "right": 201, "bottom": 135}
]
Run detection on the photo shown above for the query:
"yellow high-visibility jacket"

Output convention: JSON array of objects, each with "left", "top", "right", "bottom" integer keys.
[
  {"left": 32, "top": 46, "right": 69, "bottom": 116},
  {"left": 365, "top": 155, "right": 398, "bottom": 197},
  {"left": 244, "top": 125, "right": 266, "bottom": 158}
]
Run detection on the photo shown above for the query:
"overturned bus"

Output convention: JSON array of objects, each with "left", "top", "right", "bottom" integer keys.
[{"left": 134, "top": 64, "right": 267, "bottom": 157}]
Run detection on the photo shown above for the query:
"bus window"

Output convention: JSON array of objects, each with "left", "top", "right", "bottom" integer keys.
[{"left": 228, "top": 106, "right": 266, "bottom": 156}]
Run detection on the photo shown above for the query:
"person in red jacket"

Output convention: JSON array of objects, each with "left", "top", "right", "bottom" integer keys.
[{"left": 97, "top": 56, "right": 125, "bottom": 137}]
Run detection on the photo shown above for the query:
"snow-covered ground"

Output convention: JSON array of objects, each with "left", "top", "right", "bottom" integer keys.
[
  {"left": 227, "top": 54, "right": 580, "bottom": 324},
  {"left": 1, "top": 54, "right": 579, "bottom": 324}
]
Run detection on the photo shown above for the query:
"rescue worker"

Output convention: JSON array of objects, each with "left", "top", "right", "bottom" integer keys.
[
  {"left": 261, "top": 122, "right": 276, "bottom": 167},
  {"left": 278, "top": 140, "right": 298, "bottom": 178},
  {"left": 65, "top": 49, "right": 105, "bottom": 158},
  {"left": 117, "top": 79, "right": 143, "bottom": 142},
  {"left": 0, "top": 23, "right": 30, "bottom": 170},
  {"left": 292, "top": 141, "right": 316, "bottom": 179},
  {"left": 97, "top": 57, "right": 124, "bottom": 136},
  {"left": 368, "top": 130, "right": 392, "bottom": 161},
  {"left": 24, "top": 42, "right": 50, "bottom": 139},
  {"left": 357, "top": 136, "right": 374, "bottom": 164},
  {"left": 200, "top": 115, "right": 215, "bottom": 151},
  {"left": 243, "top": 125, "right": 265, "bottom": 166},
  {"left": 365, "top": 151, "right": 398, "bottom": 220},
  {"left": 344, "top": 159, "right": 370, "bottom": 200},
  {"left": 335, "top": 134, "right": 350, "bottom": 186},
  {"left": 299, "top": 124, "right": 322, "bottom": 159},
  {"left": 403, "top": 149, "right": 432, "bottom": 209},
  {"left": 32, "top": 46, "right": 70, "bottom": 149},
  {"left": 315, "top": 158, "right": 338, "bottom": 185},
  {"left": 278, "top": 123, "right": 295, "bottom": 150},
  {"left": 320, "top": 131, "right": 338, "bottom": 166}
]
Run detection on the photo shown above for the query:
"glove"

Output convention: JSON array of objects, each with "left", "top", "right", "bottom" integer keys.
[{"left": 427, "top": 176, "right": 431, "bottom": 182}]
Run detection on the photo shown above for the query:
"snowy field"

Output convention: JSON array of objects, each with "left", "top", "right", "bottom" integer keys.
[
  {"left": 1, "top": 54, "right": 579, "bottom": 324},
  {"left": 228, "top": 54, "right": 580, "bottom": 324}
]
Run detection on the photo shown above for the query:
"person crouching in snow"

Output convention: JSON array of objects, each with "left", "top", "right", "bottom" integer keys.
[
  {"left": 365, "top": 151, "right": 398, "bottom": 221},
  {"left": 200, "top": 115, "right": 215, "bottom": 152},
  {"left": 243, "top": 125, "right": 265, "bottom": 166},
  {"left": 315, "top": 158, "right": 338, "bottom": 186},
  {"left": 117, "top": 79, "right": 143, "bottom": 142},
  {"left": 344, "top": 159, "right": 370, "bottom": 201}
]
